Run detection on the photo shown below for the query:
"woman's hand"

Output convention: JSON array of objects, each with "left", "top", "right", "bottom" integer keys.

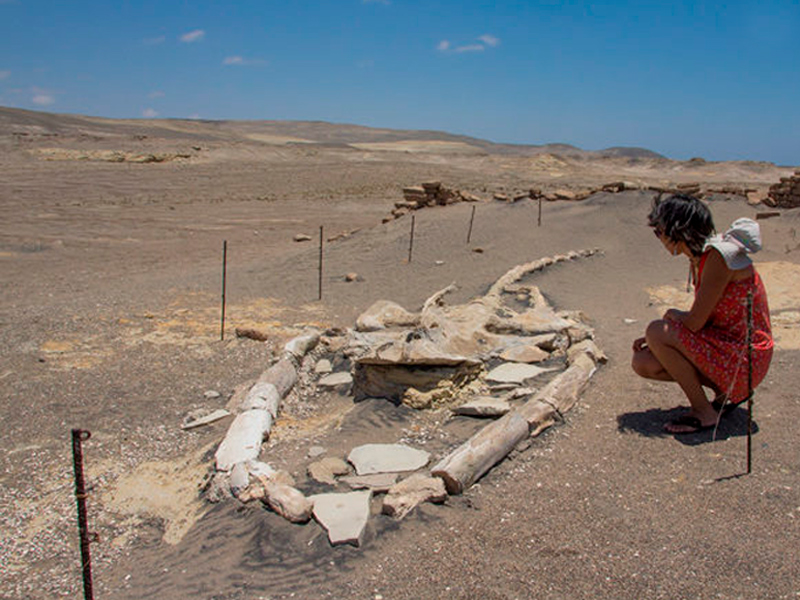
[{"left": 632, "top": 336, "right": 647, "bottom": 352}]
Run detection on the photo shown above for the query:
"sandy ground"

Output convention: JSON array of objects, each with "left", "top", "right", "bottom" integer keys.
[{"left": 1, "top": 107, "right": 799, "bottom": 599}]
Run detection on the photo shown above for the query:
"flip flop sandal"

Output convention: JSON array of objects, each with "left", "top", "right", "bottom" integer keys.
[
  {"left": 664, "top": 414, "right": 715, "bottom": 434},
  {"left": 711, "top": 397, "right": 742, "bottom": 416}
]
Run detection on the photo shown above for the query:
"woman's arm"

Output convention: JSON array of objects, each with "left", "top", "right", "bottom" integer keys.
[{"left": 677, "top": 249, "right": 733, "bottom": 332}]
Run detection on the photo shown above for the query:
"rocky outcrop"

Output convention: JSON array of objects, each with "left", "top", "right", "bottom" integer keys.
[{"left": 766, "top": 171, "right": 800, "bottom": 208}]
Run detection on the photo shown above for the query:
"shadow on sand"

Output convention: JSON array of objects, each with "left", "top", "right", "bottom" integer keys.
[{"left": 617, "top": 404, "right": 759, "bottom": 446}]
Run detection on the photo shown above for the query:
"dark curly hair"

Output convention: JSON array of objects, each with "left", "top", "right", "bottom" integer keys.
[{"left": 648, "top": 194, "right": 715, "bottom": 256}]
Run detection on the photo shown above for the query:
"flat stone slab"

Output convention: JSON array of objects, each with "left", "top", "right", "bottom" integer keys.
[
  {"left": 310, "top": 490, "right": 372, "bottom": 547},
  {"left": 317, "top": 372, "right": 353, "bottom": 388},
  {"left": 499, "top": 345, "right": 549, "bottom": 363},
  {"left": 485, "top": 363, "right": 554, "bottom": 385},
  {"left": 307, "top": 457, "right": 350, "bottom": 484},
  {"left": 348, "top": 444, "right": 430, "bottom": 475},
  {"left": 340, "top": 473, "right": 399, "bottom": 492},
  {"left": 452, "top": 396, "right": 511, "bottom": 417},
  {"left": 181, "top": 408, "right": 231, "bottom": 430}
]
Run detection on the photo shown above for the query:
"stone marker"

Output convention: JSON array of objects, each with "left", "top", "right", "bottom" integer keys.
[
  {"left": 340, "top": 473, "right": 399, "bottom": 493},
  {"left": 348, "top": 443, "right": 431, "bottom": 475},
  {"left": 308, "top": 457, "right": 351, "bottom": 484},
  {"left": 452, "top": 396, "right": 511, "bottom": 417},
  {"left": 317, "top": 372, "right": 353, "bottom": 389},
  {"left": 382, "top": 474, "right": 447, "bottom": 519},
  {"left": 485, "top": 362, "right": 554, "bottom": 385},
  {"left": 310, "top": 490, "right": 372, "bottom": 546}
]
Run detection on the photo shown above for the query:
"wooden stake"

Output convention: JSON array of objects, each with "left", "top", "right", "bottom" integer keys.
[
  {"left": 220, "top": 240, "right": 227, "bottom": 341},
  {"left": 467, "top": 205, "right": 476, "bottom": 244},
  {"left": 318, "top": 226, "right": 324, "bottom": 300},
  {"left": 538, "top": 196, "right": 542, "bottom": 227},
  {"left": 408, "top": 215, "right": 416, "bottom": 263},
  {"left": 71, "top": 429, "right": 95, "bottom": 600}
]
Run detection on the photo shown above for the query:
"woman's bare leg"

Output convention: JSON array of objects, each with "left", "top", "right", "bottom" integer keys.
[{"left": 645, "top": 319, "right": 718, "bottom": 431}]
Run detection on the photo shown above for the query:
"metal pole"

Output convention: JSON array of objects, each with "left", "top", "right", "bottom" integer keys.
[
  {"left": 220, "top": 240, "right": 227, "bottom": 341},
  {"left": 408, "top": 215, "right": 415, "bottom": 263},
  {"left": 71, "top": 429, "right": 94, "bottom": 600},
  {"left": 466, "top": 205, "right": 476, "bottom": 244},
  {"left": 538, "top": 197, "right": 542, "bottom": 227},
  {"left": 318, "top": 226, "right": 323, "bottom": 300},
  {"left": 746, "top": 289, "right": 754, "bottom": 474}
]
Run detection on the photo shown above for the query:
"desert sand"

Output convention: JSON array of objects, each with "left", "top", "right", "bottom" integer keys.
[{"left": 1, "top": 106, "right": 799, "bottom": 599}]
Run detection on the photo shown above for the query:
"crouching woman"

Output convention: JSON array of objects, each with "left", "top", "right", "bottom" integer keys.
[{"left": 631, "top": 194, "right": 773, "bottom": 434}]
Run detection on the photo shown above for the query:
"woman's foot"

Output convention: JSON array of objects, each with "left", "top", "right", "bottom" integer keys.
[{"left": 664, "top": 412, "right": 717, "bottom": 434}]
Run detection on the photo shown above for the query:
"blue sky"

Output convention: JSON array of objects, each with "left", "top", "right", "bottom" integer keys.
[{"left": 1, "top": 0, "right": 798, "bottom": 165}]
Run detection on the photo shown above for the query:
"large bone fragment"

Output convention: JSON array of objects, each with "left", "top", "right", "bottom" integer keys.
[
  {"left": 486, "top": 248, "right": 599, "bottom": 299},
  {"left": 432, "top": 344, "right": 600, "bottom": 495},
  {"left": 284, "top": 332, "right": 320, "bottom": 359},
  {"left": 257, "top": 357, "right": 298, "bottom": 398},
  {"left": 431, "top": 410, "right": 529, "bottom": 495},
  {"left": 215, "top": 409, "right": 273, "bottom": 471}
]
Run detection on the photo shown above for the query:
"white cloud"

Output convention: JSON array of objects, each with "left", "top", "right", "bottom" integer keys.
[
  {"left": 478, "top": 34, "right": 500, "bottom": 47},
  {"left": 222, "top": 55, "right": 266, "bottom": 66},
  {"left": 32, "top": 94, "right": 55, "bottom": 106},
  {"left": 142, "top": 108, "right": 158, "bottom": 118},
  {"left": 148, "top": 90, "right": 165, "bottom": 99},
  {"left": 455, "top": 44, "right": 485, "bottom": 53},
  {"left": 0, "top": 70, "right": 10, "bottom": 81},
  {"left": 180, "top": 29, "right": 205, "bottom": 43},
  {"left": 143, "top": 35, "right": 166, "bottom": 46},
  {"left": 187, "top": 113, "right": 201, "bottom": 120},
  {"left": 437, "top": 40, "right": 451, "bottom": 52}
]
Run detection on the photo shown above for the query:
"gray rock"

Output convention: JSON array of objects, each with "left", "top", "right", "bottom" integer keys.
[
  {"left": 310, "top": 490, "right": 372, "bottom": 547},
  {"left": 348, "top": 443, "right": 430, "bottom": 476},
  {"left": 294, "top": 233, "right": 312, "bottom": 242},
  {"left": 452, "top": 396, "right": 511, "bottom": 417},
  {"left": 308, "top": 457, "right": 350, "bottom": 484},
  {"left": 308, "top": 445, "right": 326, "bottom": 458},
  {"left": 317, "top": 372, "right": 353, "bottom": 389},
  {"left": 340, "top": 473, "right": 399, "bottom": 492},
  {"left": 314, "top": 359, "right": 333, "bottom": 374},
  {"left": 382, "top": 474, "right": 447, "bottom": 519},
  {"left": 485, "top": 363, "right": 554, "bottom": 385}
]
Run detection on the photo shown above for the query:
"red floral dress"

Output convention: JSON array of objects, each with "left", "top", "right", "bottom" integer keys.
[{"left": 673, "top": 251, "right": 773, "bottom": 403}]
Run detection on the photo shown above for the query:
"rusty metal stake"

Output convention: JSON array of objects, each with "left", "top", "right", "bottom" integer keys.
[
  {"left": 318, "top": 226, "right": 324, "bottom": 300},
  {"left": 746, "top": 289, "right": 754, "bottom": 474},
  {"left": 408, "top": 215, "right": 416, "bottom": 263},
  {"left": 220, "top": 240, "right": 227, "bottom": 341},
  {"left": 71, "top": 429, "right": 94, "bottom": 600},
  {"left": 466, "top": 205, "right": 476, "bottom": 244}
]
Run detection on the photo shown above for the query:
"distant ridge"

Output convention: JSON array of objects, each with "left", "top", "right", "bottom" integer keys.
[{"left": 0, "top": 105, "right": 666, "bottom": 160}]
